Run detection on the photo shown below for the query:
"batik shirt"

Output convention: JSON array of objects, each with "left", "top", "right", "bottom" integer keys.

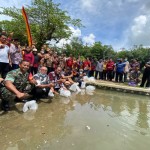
[
  {"left": 48, "top": 71, "right": 63, "bottom": 89},
  {"left": 9, "top": 43, "right": 22, "bottom": 65},
  {"left": 33, "top": 73, "right": 50, "bottom": 85}
]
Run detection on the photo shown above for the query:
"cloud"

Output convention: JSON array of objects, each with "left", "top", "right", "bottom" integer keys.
[
  {"left": 49, "top": 26, "right": 82, "bottom": 48},
  {"left": 49, "top": 26, "right": 95, "bottom": 48},
  {"left": 69, "top": 26, "right": 81, "bottom": 38},
  {"left": 0, "top": 0, "right": 31, "bottom": 8},
  {"left": 83, "top": 33, "right": 95, "bottom": 45},
  {"left": 131, "top": 15, "right": 147, "bottom": 37},
  {"left": 0, "top": 0, "right": 31, "bottom": 21},
  {"left": 2, "top": 0, "right": 150, "bottom": 50},
  {"left": 125, "top": 6, "right": 150, "bottom": 46}
]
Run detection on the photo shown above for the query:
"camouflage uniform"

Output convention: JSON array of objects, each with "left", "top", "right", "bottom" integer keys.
[{"left": 0, "top": 68, "right": 32, "bottom": 102}]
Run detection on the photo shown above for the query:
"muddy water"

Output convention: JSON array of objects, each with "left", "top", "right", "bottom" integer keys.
[{"left": 0, "top": 89, "right": 150, "bottom": 150}]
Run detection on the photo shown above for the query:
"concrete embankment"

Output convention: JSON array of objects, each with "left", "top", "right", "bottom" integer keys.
[{"left": 86, "top": 80, "right": 150, "bottom": 96}]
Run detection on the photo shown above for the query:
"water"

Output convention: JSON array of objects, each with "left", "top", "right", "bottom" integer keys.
[{"left": 0, "top": 89, "right": 150, "bottom": 150}]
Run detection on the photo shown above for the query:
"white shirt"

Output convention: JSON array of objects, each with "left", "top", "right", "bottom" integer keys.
[
  {"left": 96, "top": 61, "right": 103, "bottom": 72},
  {"left": 0, "top": 44, "right": 10, "bottom": 63},
  {"left": 124, "top": 61, "right": 130, "bottom": 73}
]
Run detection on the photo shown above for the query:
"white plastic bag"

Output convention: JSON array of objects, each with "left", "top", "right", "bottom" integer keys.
[
  {"left": 36, "top": 80, "right": 41, "bottom": 86},
  {"left": 81, "top": 81, "right": 86, "bottom": 89},
  {"left": 60, "top": 88, "right": 71, "bottom": 97},
  {"left": 69, "top": 83, "right": 81, "bottom": 92},
  {"left": 86, "top": 85, "right": 95, "bottom": 91},
  {"left": 86, "top": 85, "right": 95, "bottom": 94},
  {"left": 69, "top": 83, "right": 77, "bottom": 92},
  {"left": 83, "top": 76, "right": 89, "bottom": 81},
  {"left": 23, "top": 100, "right": 38, "bottom": 113},
  {"left": 48, "top": 90, "right": 54, "bottom": 97},
  {"left": 76, "top": 84, "right": 81, "bottom": 92}
]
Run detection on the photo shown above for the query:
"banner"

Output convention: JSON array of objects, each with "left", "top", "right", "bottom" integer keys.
[{"left": 22, "top": 6, "right": 32, "bottom": 46}]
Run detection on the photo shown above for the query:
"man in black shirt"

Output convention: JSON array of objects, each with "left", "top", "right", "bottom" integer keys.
[{"left": 140, "top": 61, "right": 150, "bottom": 87}]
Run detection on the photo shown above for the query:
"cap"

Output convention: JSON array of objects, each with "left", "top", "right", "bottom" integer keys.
[{"left": 33, "top": 48, "right": 37, "bottom": 52}]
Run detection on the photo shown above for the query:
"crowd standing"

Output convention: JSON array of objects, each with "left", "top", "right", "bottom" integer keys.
[{"left": 0, "top": 32, "right": 150, "bottom": 111}]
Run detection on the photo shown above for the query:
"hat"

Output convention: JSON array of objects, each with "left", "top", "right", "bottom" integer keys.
[
  {"left": 117, "top": 58, "right": 121, "bottom": 61},
  {"left": 33, "top": 48, "right": 37, "bottom": 52}
]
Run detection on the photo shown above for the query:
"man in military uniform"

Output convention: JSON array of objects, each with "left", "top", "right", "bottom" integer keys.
[{"left": 0, "top": 60, "right": 36, "bottom": 111}]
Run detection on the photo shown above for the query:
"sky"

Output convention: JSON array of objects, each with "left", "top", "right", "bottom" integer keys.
[{"left": 1, "top": 0, "right": 150, "bottom": 50}]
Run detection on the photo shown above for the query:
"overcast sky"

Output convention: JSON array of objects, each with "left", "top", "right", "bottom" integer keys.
[{"left": 1, "top": 0, "right": 150, "bottom": 50}]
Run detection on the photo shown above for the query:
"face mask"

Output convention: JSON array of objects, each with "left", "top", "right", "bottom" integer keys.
[{"left": 39, "top": 73, "right": 46, "bottom": 77}]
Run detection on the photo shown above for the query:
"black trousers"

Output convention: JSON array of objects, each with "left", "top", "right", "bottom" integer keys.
[
  {"left": 95, "top": 71, "right": 103, "bottom": 79},
  {"left": 102, "top": 70, "right": 107, "bottom": 80},
  {"left": 107, "top": 70, "right": 114, "bottom": 81},
  {"left": 89, "top": 70, "right": 95, "bottom": 77},
  {"left": 31, "top": 67, "right": 38, "bottom": 75},
  {"left": 0, "top": 62, "right": 10, "bottom": 79},
  {"left": 31, "top": 87, "right": 50, "bottom": 100},
  {"left": 140, "top": 68, "right": 150, "bottom": 87},
  {"left": 115, "top": 72, "right": 123, "bottom": 82}
]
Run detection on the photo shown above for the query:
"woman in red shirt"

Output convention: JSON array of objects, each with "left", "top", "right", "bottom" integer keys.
[
  {"left": 106, "top": 58, "right": 114, "bottom": 81},
  {"left": 83, "top": 57, "right": 91, "bottom": 77}
]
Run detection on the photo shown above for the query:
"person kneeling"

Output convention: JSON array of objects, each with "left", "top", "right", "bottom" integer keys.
[
  {"left": 128, "top": 67, "right": 141, "bottom": 86},
  {"left": 32, "top": 67, "right": 54, "bottom": 100},
  {"left": 0, "top": 60, "right": 36, "bottom": 111}
]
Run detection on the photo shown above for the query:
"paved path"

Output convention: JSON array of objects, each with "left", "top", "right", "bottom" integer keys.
[{"left": 87, "top": 80, "right": 150, "bottom": 96}]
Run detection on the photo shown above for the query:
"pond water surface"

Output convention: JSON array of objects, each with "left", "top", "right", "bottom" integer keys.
[{"left": 0, "top": 89, "right": 150, "bottom": 150}]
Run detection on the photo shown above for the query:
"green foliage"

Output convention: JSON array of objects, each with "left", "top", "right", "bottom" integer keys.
[
  {"left": 63, "top": 38, "right": 150, "bottom": 64},
  {"left": 0, "top": 0, "right": 82, "bottom": 48},
  {"left": 64, "top": 37, "right": 84, "bottom": 57}
]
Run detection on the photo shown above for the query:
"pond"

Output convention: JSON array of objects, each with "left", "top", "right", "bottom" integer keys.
[{"left": 0, "top": 89, "right": 150, "bottom": 150}]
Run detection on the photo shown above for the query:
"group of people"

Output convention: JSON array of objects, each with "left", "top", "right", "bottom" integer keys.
[
  {"left": 88, "top": 57, "right": 149, "bottom": 87},
  {"left": 0, "top": 32, "right": 150, "bottom": 111}
]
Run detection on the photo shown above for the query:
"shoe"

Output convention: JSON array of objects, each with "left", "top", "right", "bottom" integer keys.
[{"left": 1, "top": 100, "right": 10, "bottom": 111}]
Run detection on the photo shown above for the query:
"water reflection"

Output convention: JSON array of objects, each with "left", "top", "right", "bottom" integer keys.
[
  {"left": 0, "top": 89, "right": 150, "bottom": 150},
  {"left": 136, "top": 101, "right": 149, "bottom": 129},
  {"left": 88, "top": 90, "right": 150, "bottom": 129}
]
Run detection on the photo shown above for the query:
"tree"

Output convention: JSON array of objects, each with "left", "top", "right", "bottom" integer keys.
[
  {"left": 0, "top": 0, "right": 82, "bottom": 48},
  {"left": 64, "top": 37, "right": 84, "bottom": 57},
  {"left": 103, "top": 45, "right": 116, "bottom": 59},
  {"left": 90, "top": 42, "right": 103, "bottom": 59}
]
